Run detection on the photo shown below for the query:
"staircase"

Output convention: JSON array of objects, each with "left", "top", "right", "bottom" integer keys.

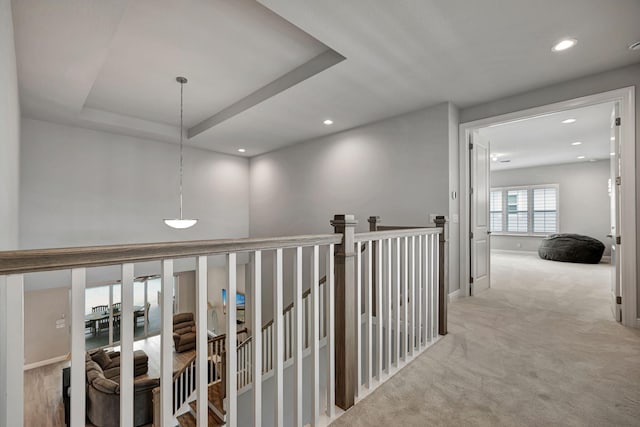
[
  {"left": 173, "top": 282, "right": 326, "bottom": 425},
  {"left": 177, "top": 381, "right": 226, "bottom": 426}
]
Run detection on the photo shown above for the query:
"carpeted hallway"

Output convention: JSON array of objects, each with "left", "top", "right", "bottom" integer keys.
[{"left": 331, "top": 252, "right": 640, "bottom": 427}]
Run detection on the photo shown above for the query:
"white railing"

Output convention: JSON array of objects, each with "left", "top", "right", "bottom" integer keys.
[
  {"left": 353, "top": 231, "right": 441, "bottom": 400},
  {"left": 236, "top": 281, "right": 327, "bottom": 391},
  {"left": 0, "top": 214, "right": 445, "bottom": 427}
]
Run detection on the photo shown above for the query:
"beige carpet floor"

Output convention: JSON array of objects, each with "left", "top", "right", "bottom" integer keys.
[{"left": 331, "top": 252, "right": 640, "bottom": 427}]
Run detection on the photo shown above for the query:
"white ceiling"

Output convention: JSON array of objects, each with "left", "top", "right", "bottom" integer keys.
[
  {"left": 479, "top": 102, "right": 614, "bottom": 171},
  {"left": 12, "top": 0, "right": 640, "bottom": 156}
]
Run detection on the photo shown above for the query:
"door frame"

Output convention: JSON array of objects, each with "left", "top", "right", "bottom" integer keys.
[{"left": 458, "top": 87, "right": 637, "bottom": 327}]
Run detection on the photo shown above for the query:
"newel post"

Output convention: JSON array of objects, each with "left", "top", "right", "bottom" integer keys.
[
  {"left": 330, "top": 214, "right": 358, "bottom": 410},
  {"left": 434, "top": 216, "right": 448, "bottom": 335}
]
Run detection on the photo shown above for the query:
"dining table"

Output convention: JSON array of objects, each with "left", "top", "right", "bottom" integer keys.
[{"left": 85, "top": 305, "right": 145, "bottom": 335}]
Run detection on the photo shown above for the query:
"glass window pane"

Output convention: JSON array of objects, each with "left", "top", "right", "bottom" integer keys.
[
  {"left": 506, "top": 189, "right": 528, "bottom": 232},
  {"left": 533, "top": 187, "right": 558, "bottom": 233}
]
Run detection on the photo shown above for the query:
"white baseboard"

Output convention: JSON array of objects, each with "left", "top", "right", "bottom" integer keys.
[
  {"left": 448, "top": 289, "right": 461, "bottom": 302},
  {"left": 24, "top": 353, "right": 69, "bottom": 371},
  {"left": 491, "top": 249, "right": 538, "bottom": 255}
]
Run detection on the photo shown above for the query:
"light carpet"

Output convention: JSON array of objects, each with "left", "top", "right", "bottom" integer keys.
[{"left": 331, "top": 252, "right": 640, "bottom": 427}]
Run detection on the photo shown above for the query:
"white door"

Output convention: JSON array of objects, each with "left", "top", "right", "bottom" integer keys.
[
  {"left": 609, "top": 104, "right": 622, "bottom": 322},
  {"left": 470, "top": 131, "right": 491, "bottom": 295}
]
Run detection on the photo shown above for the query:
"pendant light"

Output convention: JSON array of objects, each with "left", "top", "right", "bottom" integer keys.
[{"left": 164, "top": 76, "right": 198, "bottom": 229}]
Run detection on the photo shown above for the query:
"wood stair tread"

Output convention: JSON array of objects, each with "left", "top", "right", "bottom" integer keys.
[
  {"left": 208, "top": 381, "right": 225, "bottom": 415},
  {"left": 178, "top": 401, "right": 225, "bottom": 427}
]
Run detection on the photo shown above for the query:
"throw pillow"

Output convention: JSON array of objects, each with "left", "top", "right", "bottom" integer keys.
[{"left": 92, "top": 349, "right": 112, "bottom": 369}]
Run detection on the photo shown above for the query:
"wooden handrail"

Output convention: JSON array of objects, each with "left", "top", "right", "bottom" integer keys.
[
  {"left": 354, "top": 227, "right": 442, "bottom": 242},
  {"left": 0, "top": 234, "right": 342, "bottom": 275}
]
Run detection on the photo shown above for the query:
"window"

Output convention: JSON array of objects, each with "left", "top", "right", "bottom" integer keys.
[
  {"left": 533, "top": 187, "right": 558, "bottom": 233},
  {"left": 489, "top": 185, "right": 558, "bottom": 235},
  {"left": 489, "top": 191, "right": 503, "bottom": 232},
  {"left": 506, "top": 189, "right": 528, "bottom": 233}
]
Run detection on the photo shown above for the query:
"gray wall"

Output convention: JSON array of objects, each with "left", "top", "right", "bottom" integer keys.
[
  {"left": 461, "top": 61, "right": 640, "bottom": 317},
  {"left": 20, "top": 118, "right": 250, "bottom": 250},
  {"left": 0, "top": 0, "right": 20, "bottom": 250},
  {"left": 490, "top": 161, "right": 611, "bottom": 255},
  {"left": 250, "top": 102, "right": 452, "bottom": 236},
  {"left": 249, "top": 101, "right": 458, "bottom": 326}
]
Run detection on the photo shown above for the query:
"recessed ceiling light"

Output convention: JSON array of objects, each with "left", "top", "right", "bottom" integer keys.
[
  {"left": 610, "top": 136, "right": 615, "bottom": 141},
  {"left": 562, "top": 118, "right": 576, "bottom": 124},
  {"left": 571, "top": 141, "right": 582, "bottom": 146},
  {"left": 610, "top": 152, "right": 615, "bottom": 156},
  {"left": 629, "top": 41, "right": 640, "bottom": 51},
  {"left": 552, "top": 38, "right": 577, "bottom": 52},
  {"left": 577, "top": 156, "right": 585, "bottom": 159},
  {"left": 237, "top": 148, "right": 246, "bottom": 153},
  {"left": 323, "top": 119, "right": 334, "bottom": 125}
]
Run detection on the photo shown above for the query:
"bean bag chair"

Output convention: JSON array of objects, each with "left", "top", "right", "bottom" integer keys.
[{"left": 538, "top": 233, "right": 605, "bottom": 264}]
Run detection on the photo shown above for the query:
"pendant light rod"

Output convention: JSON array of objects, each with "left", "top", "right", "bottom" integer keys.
[
  {"left": 178, "top": 76, "right": 186, "bottom": 219},
  {"left": 164, "top": 76, "right": 197, "bottom": 229}
]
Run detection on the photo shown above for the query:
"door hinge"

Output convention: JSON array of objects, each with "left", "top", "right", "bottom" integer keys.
[
  {"left": 469, "top": 142, "right": 474, "bottom": 150},
  {"left": 616, "top": 296, "right": 622, "bottom": 305},
  {"left": 615, "top": 117, "right": 621, "bottom": 126},
  {"left": 470, "top": 231, "right": 474, "bottom": 239},
  {"left": 470, "top": 277, "right": 474, "bottom": 284},
  {"left": 616, "top": 176, "right": 622, "bottom": 185},
  {"left": 616, "top": 235, "right": 621, "bottom": 245},
  {"left": 470, "top": 187, "right": 474, "bottom": 195}
]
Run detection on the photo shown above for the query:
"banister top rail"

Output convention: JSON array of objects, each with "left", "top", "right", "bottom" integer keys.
[
  {"left": 0, "top": 234, "right": 341, "bottom": 275},
  {"left": 354, "top": 227, "right": 442, "bottom": 242}
]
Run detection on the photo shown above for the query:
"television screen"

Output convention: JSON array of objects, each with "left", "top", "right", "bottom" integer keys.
[{"left": 222, "top": 289, "right": 245, "bottom": 324}]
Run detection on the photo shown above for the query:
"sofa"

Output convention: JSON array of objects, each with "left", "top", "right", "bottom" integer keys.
[
  {"left": 173, "top": 312, "right": 197, "bottom": 353},
  {"left": 84, "top": 349, "right": 158, "bottom": 427}
]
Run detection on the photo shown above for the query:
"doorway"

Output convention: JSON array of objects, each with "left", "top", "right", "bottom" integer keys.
[{"left": 459, "top": 87, "right": 637, "bottom": 327}]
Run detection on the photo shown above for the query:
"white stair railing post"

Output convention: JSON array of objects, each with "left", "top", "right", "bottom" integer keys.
[
  {"left": 1, "top": 274, "right": 24, "bottom": 427},
  {"left": 294, "top": 247, "right": 303, "bottom": 426},
  {"left": 273, "top": 249, "right": 283, "bottom": 427},
  {"left": 120, "top": 263, "right": 135, "bottom": 427},
  {"left": 226, "top": 253, "right": 238, "bottom": 427},
  {"left": 326, "top": 243, "right": 336, "bottom": 418},
  {"left": 252, "top": 251, "right": 262, "bottom": 427},
  {"left": 196, "top": 256, "right": 208, "bottom": 427},
  {"left": 70, "top": 268, "right": 86, "bottom": 427},
  {"left": 161, "top": 260, "right": 174, "bottom": 427}
]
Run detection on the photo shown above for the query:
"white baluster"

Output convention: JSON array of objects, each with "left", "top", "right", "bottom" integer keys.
[
  {"left": 326, "top": 244, "right": 335, "bottom": 418},
  {"left": 161, "top": 260, "right": 174, "bottom": 426},
  {"left": 196, "top": 256, "right": 208, "bottom": 426},
  {"left": 376, "top": 239, "right": 383, "bottom": 380},
  {"left": 395, "top": 237, "right": 401, "bottom": 368},
  {"left": 71, "top": 269, "right": 86, "bottom": 427},
  {"left": 385, "top": 238, "right": 392, "bottom": 373},
  {"left": 365, "top": 240, "right": 373, "bottom": 389},
  {"left": 227, "top": 253, "right": 238, "bottom": 427},
  {"left": 311, "top": 245, "right": 320, "bottom": 426},
  {"left": 417, "top": 235, "right": 424, "bottom": 349},
  {"left": 252, "top": 251, "right": 262, "bottom": 427},
  {"left": 409, "top": 236, "right": 415, "bottom": 357},
  {"left": 294, "top": 246, "right": 303, "bottom": 426},
  {"left": 356, "top": 241, "right": 362, "bottom": 397},
  {"left": 402, "top": 237, "right": 408, "bottom": 361},
  {"left": 434, "top": 234, "right": 439, "bottom": 339},
  {"left": 426, "top": 235, "right": 432, "bottom": 342},
  {"left": 0, "top": 274, "right": 24, "bottom": 427},
  {"left": 274, "top": 248, "right": 284, "bottom": 427},
  {"left": 120, "top": 263, "right": 134, "bottom": 427}
]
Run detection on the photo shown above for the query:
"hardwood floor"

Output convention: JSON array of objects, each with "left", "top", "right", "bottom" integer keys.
[{"left": 23, "top": 334, "right": 195, "bottom": 427}]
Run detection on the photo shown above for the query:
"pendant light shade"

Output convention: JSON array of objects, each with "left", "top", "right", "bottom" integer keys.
[{"left": 164, "top": 76, "right": 198, "bottom": 229}]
